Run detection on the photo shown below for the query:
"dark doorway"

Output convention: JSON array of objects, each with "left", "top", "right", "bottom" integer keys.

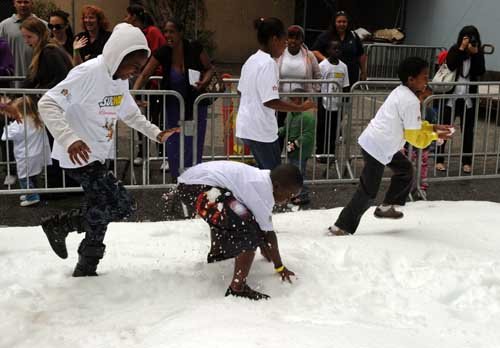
[
  {"left": 295, "top": 0, "right": 406, "bottom": 47},
  {"left": 0, "top": 0, "right": 14, "bottom": 22}
]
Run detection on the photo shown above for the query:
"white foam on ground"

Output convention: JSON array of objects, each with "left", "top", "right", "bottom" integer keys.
[{"left": 1, "top": 201, "right": 500, "bottom": 348}]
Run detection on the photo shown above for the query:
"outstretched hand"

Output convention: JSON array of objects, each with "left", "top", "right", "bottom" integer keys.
[
  {"left": 73, "top": 36, "right": 88, "bottom": 51},
  {"left": 278, "top": 266, "right": 296, "bottom": 283},
  {"left": 435, "top": 124, "right": 455, "bottom": 140},
  {"left": 157, "top": 127, "right": 180, "bottom": 143},
  {"left": 301, "top": 99, "right": 316, "bottom": 112},
  {"left": 68, "top": 140, "right": 91, "bottom": 166}
]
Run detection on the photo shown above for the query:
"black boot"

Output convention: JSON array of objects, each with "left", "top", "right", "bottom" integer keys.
[
  {"left": 225, "top": 284, "right": 270, "bottom": 300},
  {"left": 41, "top": 209, "right": 84, "bottom": 259},
  {"left": 72, "top": 240, "right": 105, "bottom": 277}
]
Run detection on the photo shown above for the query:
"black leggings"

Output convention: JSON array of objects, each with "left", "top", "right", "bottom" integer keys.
[{"left": 437, "top": 99, "right": 476, "bottom": 166}]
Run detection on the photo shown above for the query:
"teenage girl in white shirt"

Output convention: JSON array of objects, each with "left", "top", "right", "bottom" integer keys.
[{"left": 236, "top": 17, "right": 314, "bottom": 170}]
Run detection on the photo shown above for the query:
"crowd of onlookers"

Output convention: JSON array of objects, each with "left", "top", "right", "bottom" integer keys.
[{"left": 0, "top": 0, "right": 487, "bottom": 207}]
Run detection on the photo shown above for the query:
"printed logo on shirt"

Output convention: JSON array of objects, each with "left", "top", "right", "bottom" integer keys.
[
  {"left": 102, "top": 118, "right": 116, "bottom": 142},
  {"left": 98, "top": 95, "right": 124, "bottom": 108},
  {"left": 333, "top": 72, "right": 345, "bottom": 79},
  {"left": 60, "top": 89, "right": 72, "bottom": 102},
  {"left": 272, "top": 85, "right": 278, "bottom": 91}
]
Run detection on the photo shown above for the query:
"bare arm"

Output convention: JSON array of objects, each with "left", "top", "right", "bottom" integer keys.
[
  {"left": 359, "top": 54, "right": 368, "bottom": 80},
  {"left": 312, "top": 50, "right": 326, "bottom": 63},
  {"left": 260, "top": 231, "right": 295, "bottom": 282},
  {"left": 133, "top": 55, "right": 161, "bottom": 90},
  {"left": 264, "top": 98, "right": 315, "bottom": 113},
  {"left": 73, "top": 51, "right": 83, "bottom": 66},
  {"left": 195, "top": 49, "right": 215, "bottom": 90}
]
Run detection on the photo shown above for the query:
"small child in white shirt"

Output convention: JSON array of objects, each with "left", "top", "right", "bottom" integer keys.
[
  {"left": 317, "top": 40, "right": 350, "bottom": 162},
  {"left": 1, "top": 96, "right": 51, "bottom": 206}
]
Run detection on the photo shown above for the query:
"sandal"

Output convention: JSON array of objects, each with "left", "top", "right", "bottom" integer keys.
[{"left": 435, "top": 163, "right": 447, "bottom": 172}]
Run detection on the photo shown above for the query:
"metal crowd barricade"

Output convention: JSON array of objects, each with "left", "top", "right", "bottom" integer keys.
[
  {"left": 364, "top": 44, "right": 445, "bottom": 80},
  {"left": 4, "top": 81, "right": 500, "bottom": 197},
  {"left": 192, "top": 89, "right": 386, "bottom": 185},
  {"left": 0, "top": 88, "right": 185, "bottom": 196},
  {"left": 416, "top": 91, "right": 500, "bottom": 195},
  {"left": 349, "top": 80, "right": 500, "bottom": 199}
]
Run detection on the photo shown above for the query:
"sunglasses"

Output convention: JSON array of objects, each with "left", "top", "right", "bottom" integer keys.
[{"left": 48, "top": 24, "right": 64, "bottom": 30}]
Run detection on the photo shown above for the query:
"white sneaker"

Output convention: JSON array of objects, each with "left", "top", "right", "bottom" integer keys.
[
  {"left": 20, "top": 198, "right": 40, "bottom": 207},
  {"left": 3, "top": 174, "right": 17, "bottom": 186},
  {"left": 160, "top": 162, "right": 170, "bottom": 171},
  {"left": 133, "top": 157, "right": 143, "bottom": 166},
  {"left": 19, "top": 195, "right": 27, "bottom": 201}
]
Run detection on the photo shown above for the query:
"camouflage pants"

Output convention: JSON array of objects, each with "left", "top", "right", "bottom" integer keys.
[{"left": 67, "top": 161, "right": 135, "bottom": 257}]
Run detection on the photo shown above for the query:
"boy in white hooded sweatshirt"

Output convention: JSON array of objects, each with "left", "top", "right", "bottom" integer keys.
[{"left": 37, "top": 23, "right": 178, "bottom": 277}]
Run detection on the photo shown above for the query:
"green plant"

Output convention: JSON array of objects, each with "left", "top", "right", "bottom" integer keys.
[{"left": 32, "top": 0, "right": 60, "bottom": 21}]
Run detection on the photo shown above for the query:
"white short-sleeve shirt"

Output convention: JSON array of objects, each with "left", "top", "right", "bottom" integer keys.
[
  {"left": 45, "top": 56, "right": 139, "bottom": 169},
  {"left": 319, "top": 59, "right": 350, "bottom": 111},
  {"left": 358, "top": 85, "right": 422, "bottom": 165},
  {"left": 178, "top": 161, "right": 275, "bottom": 231},
  {"left": 236, "top": 50, "right": 280, "bottom": 143},
  {"left": 280, "top": 48, "right": 307, "bottom": 93}
]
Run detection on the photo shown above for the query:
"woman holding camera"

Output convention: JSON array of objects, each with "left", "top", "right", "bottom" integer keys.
[{"left": 436, "top": 25, "right": 485, "bottom": 173}]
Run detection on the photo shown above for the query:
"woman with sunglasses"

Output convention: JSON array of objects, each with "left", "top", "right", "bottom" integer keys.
[
  {"left": 48, "top": 10, "right": 74, "bottom": 56},
  {"left": 312, "top": 10, "right": 367, "bottom": 84}
]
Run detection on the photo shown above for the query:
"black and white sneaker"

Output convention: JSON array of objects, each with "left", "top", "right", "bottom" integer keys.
[{"left": 225, "top": 284, "right": 270, "bottom": 301}]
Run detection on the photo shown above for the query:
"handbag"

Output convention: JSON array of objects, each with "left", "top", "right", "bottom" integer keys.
[
  {"left": 205, "top": 71, "right": 226, "bottom": 94},
  {"left": 199, "top": 71, "right": 226, "bottom": 106},
  {"left": 431, "top": 63, "right": 456, "bottom": 93}
]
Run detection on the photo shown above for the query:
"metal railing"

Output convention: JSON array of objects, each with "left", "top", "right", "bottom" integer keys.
[
  {"left": 351, "top": 80, "right": 500, "bottom": 93},
  {"left": 415, "top": 92, "right": 500, "bottom": 191},
  {"left": 2, "top": 81, "right": 500, "bottom": 199},
  {"left": 364, "top": 44, "right": 446, "bottom": 80},
  {"left": 0, "top": 89, "right": 185, "bottom": 195}
]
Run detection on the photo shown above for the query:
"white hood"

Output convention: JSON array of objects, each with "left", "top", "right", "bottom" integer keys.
[{"left": 102, "top": 23, "right": 151, "bottom": 77}]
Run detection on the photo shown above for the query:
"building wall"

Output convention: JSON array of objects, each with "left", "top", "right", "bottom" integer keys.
[
  {"left": 204, "top": 0, "right": 295, "bottom": 63},
  {"left": 48, "top": 0, "right": 294, "bottom": 64},
  {"left": 405, "top": 0, "right": 500, "bottom": 72},
  {"left": 51, "top": 0, "right": 128, "bottom": 33}
]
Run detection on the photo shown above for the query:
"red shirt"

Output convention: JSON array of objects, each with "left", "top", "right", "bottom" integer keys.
[{"left": 143, "top": 25, "right": 166, "bottom": 89}]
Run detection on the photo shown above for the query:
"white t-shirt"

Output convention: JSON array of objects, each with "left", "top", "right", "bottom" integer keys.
[
  {"left": 279, "top": 48, "right": 307, "bottom": 93},
  {"left": 447, "top": 58, "right": 472, "bottom": 109},
  {"left": 319, "top": 59, "right": 350, "bottom": 111},
  {"left": 2, "top": 119, "right": 52, "bottom": 179},
  {"left": 45, "top": 56, "right": 141, "bottom": 169},
  {"left": 358, "top": 85, "right": 422, "bottom": 165},
  {"left": 236, "top": 50, "right": 280, "bottom": 143},
  {"left": 178, "top": 161, "right": 275, "bottom": 231}
]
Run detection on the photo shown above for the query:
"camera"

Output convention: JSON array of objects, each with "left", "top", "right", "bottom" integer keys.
[{"left": 468, "top": 35, "right": 478, "bottom": 47}]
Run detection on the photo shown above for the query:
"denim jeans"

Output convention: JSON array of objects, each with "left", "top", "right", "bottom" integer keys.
[
  {"left": 241, "top": 138, "right": 281, "bottom": 170},
  {"left": 19, "top": 176, "right": 39, "bottom": 201}
]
